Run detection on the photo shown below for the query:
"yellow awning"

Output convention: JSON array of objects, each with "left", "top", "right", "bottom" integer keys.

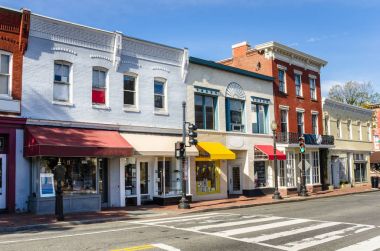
[{"left": 196, "top": 142, "right": 236, "bottom": 161}]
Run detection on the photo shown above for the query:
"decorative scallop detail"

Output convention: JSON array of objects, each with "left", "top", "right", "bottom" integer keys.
[
  {"left": 90, "top": 54, "right": 112, "bottom": 62},
  {"left": 51, "top": 47, "right": 77, "bottom": 55},
  {"left": 152, "top": 66, "right": 170, "bottom": 73},
  {"left": 121, "top": 60, "right": 141, "bottom": 68},
  {"left": 225, "top": 82, "right": 246, "bottom": 100}
]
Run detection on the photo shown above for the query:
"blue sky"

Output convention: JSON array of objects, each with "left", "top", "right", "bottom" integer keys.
[{"left": 3, "top": 0, "right": 380, "bottom": 96}]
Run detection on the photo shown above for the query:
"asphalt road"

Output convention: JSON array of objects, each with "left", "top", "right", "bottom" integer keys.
[{"left": 1, "top": 192, "right": 380, "bottom": 251}]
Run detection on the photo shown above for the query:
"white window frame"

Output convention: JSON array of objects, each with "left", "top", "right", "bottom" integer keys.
[
  {"left": 367, "top": 122, "right": 372, "bottom": 141},
  {"left": 53, "top": 60, "right": 73, "bottom": 105},
  {"left": 0, "top": 50, "right": 12, "bottom": 99},
  {"left": 311, "top": 111, "right": 319, "bottom": 135},
  {"left": 294, "top": 70, "right": 303, "bottom": 97},
  {"left": 92, "top": 67, "right": 109, "bottom": 108},
  {"left": 348, "top": 120, "right": 352, "bottom": 140},
  {"left": 280, "top": 107, "right": 289, "bottom": 134},
  {"left": 277, "top": 65, "right": 287, "bottom": 94},
  {"left": 296, "top": 109, "right": 305, "bottom": 135},
  {"left": 304, "top": 151, "right": 320, "bottom": 185},
  {"left": 123, "top": 72, "right": 139, "bottom": 112},
  {"left": 324, "top": 114, "right": 330, "bottom": 135},
  {"left": 309, "top": 75, "right": 317, "bottom": 100},
  {"left": 154, "top": 77, "right": 168, "bottom": 114},
  {"left": 358, "top": 121, "right": 362, "bottom": 141}
]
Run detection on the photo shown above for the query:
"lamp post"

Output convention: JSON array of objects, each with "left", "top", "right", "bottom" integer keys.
[
  {"left": 271, "top": 121, "right": 282, "bottom": 200},
  {"left": 178, "top": 101, "right": 190, "bottom": 209}
]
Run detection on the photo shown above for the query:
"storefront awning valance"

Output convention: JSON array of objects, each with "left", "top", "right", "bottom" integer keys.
[
  {"left": 24, "top": 126, "right": 133, "bottom": 157},
  {"left": 121, "top": 133, "right": 198, "bottom": 156},
  {"left": 196, "top": 142, "right": 236, "bottom": 161},
  {"left": 255, "top": 145, "right": 286, "bottom": 161}
]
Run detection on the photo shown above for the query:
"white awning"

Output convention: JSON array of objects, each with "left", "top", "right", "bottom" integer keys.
[{"left": 121, "top": 133, "right": 199, "bottom": 156}]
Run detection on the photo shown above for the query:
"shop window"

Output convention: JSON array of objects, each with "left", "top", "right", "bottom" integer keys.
[
  {"left": 154, "top": 78, "right": 166, "bottom": 109},
  {"left": 226, "top": 98, "right": 245, "bottom": 132},
  {"left": 196, "top": 161, "right": 220, "bottom": 194},
  {"left": 53, "top": 61, "right": 71, "bottom": 102},
  {"left": 0, "top": 51, "right": 11, "bottom": 97},
  {"left": 354, "top": 163, "right": 367, "bottom": 183},
  {"left": 254, "top": 161, "right": 266, "bottom": 188},
  {"left": 40, "top": 157, "right": 97, "bottom": 194},
  {"left": 124, "top": 74, "right": 137, "bottom": 107},
  {"left": 304, "top": 152, "right": 320, "bottom": 185},
  {"left": 297, "top": 111, "right": 304, "bottom": 135},
  {"left": 279, "top": 152, "right": 296, "bottom": 187},
  {"left": 252, "top": 103, "right": 268, "bottom": 134},
  {"left": 309, "top": 77, "right": 317, "bottom": 100},
  {"left": 92, "top": 67, "right": 107, "bottom": 105},
  {"left": 125, "top": 159, "right": 137, "bottom": 196},
  {"left": 194, "top": 94, "right": 217, "bottom": 130},
  {"left": 295, "top": 73, "right": 302, "bottom": 97},
  {"left": 157, "top": 157, "right": 180, "bottom": 196},
  {"left": 278, "top": 69, "right": 286, "bottom": 93}
]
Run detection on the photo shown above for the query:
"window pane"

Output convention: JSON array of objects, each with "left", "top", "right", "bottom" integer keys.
[
  {"left": 61, "top": 65, "right": 70, "bottom": 83},
  {"left": 0, "top": 75, "right": 9, "bottom": 94},
  {"left": 124, "top": 76, "right": 135, "bottom": 91},
  {"left": 98, "top": 71, "right": 106, "bottom": 88},
  {"left": 92, "top": 89, "right": 106, "bottom": 104},
  {"left": 125, "top": 162, "right": 136, "bottom": 195},
  {"left": 54, "top": 63, "right": 61, "bottom": 81},
  {"left": 154, "top": 95, "right": 163, "bottom": 108},
  {"left": 252, "top": 104, "right": 258, "bottom": 133},
  {"left": 154, "top": 81, "right": 164, "bottom": 94},
  {"left": 92, "top": 70, "right": 99, "bottom": 88},
  {"left": 205, "top": 96, "right": 214, "bottom": 130},
  {"left": 194, "top": 95, "right": 204, "bottom": 129},
  {"left": 53, "top": 82, "right": 69, "bottom": 101},
  {"left": 0, "top": 54, "right": 10, "bottom": 74},
  {"left": 258, "top": 105, "right": 265, "bottom": 134},
  {"left": 124, "top": 91, "right": 135, "bottom": 105}
]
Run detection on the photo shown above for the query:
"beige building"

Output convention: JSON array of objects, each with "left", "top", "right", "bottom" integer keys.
[
  {"left": 323, "top": 98, "right": 372, "bottom": 188},
  {"left": 186, "top": 57, "right": 282, "bottom": 202}
]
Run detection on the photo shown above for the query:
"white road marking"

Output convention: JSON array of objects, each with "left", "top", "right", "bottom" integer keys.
[
  {"left": 277, "top": 225, "right": 375, "bottom": 251},
  {"left": 187, "top": 216, "right": 284, "bottom": 231},
  {"left": 133, "top": 213, "right": 225, "bottom": 224},
  {"left": 152, "top": 243, "right": 181, "bottom": 251},
  {"left": 241, "top": 221, "right": 341, "bottom": 243},
  {"left": 213, "top": 218, "right": 310, "bottom": 237},
  {"left": 335, "top": 235, "right": 380, "bottom": 251},
  {"left": 0, "top": 226, "right": 149, "bottom": 245},
  {"left": 141, "top": 215, "right": 221, "bottom": 225}
]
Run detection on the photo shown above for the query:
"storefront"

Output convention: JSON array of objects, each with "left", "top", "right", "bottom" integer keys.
[
  {"left": 24, "top": 126, "right": 133, "bottom": 215},
  {"left": 190, "top": 142, "right": 235, "bottom": 201},
  {"left": 121, "top": 133, "right": 198, "bottom": 206}
]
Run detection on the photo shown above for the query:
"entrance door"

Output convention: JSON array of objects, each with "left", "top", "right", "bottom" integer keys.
[
  {"left": 0, "top": 154, "right": 6, "bottom": 209},
  {"left": 98, "top": 158, "right": 108, "bottom": 207},
  {"left": 229, "top": 165, "right": 242, "bottom": 194},
  {"left": 140, "top": 162, "right": 150, "bottom": 201}
]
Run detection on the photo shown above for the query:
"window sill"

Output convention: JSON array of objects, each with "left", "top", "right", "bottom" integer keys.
[
  {"left": 278, "top": 91, "right": 288, "bottom": 96},
  {"left": 52, "top": 101, "right": 74, "bottom": 107},
  {"left": 296, "top": 96, "right": 304, "bottom": 99},
  {"left": 311, "top": 98, "right": 318, "bottom": 102},
  {"left": 92, "top": 104, "right": 111, "bottom": 110},
  {"left": 0, "top": 94, "right": 12, "bottom": 100},
  {"left": 123, "top": 107, "right": 140, "bottom": 113},
  {"left": 154, "top": 110, "right": 169, "bottom": 116}
]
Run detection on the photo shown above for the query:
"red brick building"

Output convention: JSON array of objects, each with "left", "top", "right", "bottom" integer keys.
[
  {"left": 220, "top": 41, "right": 334, "bottom": 193},
  {"left": 0, "top": 7, "right": 29, "bottom": 212}
]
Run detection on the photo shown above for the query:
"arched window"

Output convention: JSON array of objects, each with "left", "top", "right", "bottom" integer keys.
[{"left": 225, "top": 82, "right": 246, "bottom": 132}]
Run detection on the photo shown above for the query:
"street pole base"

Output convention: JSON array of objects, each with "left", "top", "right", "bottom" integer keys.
[
  {"left": 298, "top": 189, "right": 308, "bottom": 197},
  {"left": 178, "top": 196, "right": 190, "bottom": 209},
  {"left": 272, "top": 191, "right": 283, "bottom": 200}
]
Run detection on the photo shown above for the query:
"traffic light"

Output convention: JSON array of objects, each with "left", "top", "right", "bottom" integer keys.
[
  {"left": 188, "top": 123, "right": 198, "bottom": 146},
  {"left": 299, "top": 136, "right": 306, "bottom": 154},
  {"left": 175, "top": 141, "right": 185, "bottom": 159}
]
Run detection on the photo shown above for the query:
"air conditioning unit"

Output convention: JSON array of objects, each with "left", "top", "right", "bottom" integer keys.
[{"left": 231, "top": 123, "right": 244, "bottom": 132}]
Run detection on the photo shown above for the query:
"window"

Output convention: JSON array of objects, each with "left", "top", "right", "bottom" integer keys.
[
  {"left": 124, "top": 74, "right": 137, "bottom": 107},
  {"left": 125, "top": 159, "right": 136, "bottom": 196},
  {"left": 154, "top": 79, "right": 166, "bottom": 109},
  {"left": 279, "top": 152, "right": 296, "bottom": 187},
  {"left": 324, "top": 115, "right": 330, "bottom": 135},
  {"left": 280, "top": 109, "right": 288, "bottom": 134},
  {"left": 0, "top": 52, "right": 11, "bottom": 97},
  {"left": 297, "top": 111, "right": 304, "bottom": 135},
  {"left": 226, "top": 98, "right": 245, "bottom": 132},
  {"left": 53, "top": 61, "right": 71, "bottom": 102},
  {"left": 304, "top": 152, "right": 320, "bottom": 185},
  {"left": 92, "top": 68, "right": 107, "bottom": 105},
  {"left": 196, "top": 161, "right": 220, "bottom": 194},
  {"left": 309, "top": 77, "right": 317, "bottom": 100},
  {"left": 312, "top": 114, "right": 318, "bottom": 135},
  {"left": 348, "top": 120, "right": 352, "bottom": 139},
  {"left": 337, "top": 119, "right": 341, "bottom": 138},
  {"left": 354, "top": 163, "right": 367, "bottom": 183},
  {"left": 358, "top": 121, "right": 362, "bottom": 141},
  {"left": 254, "top": 161, "right": 267, "bottom": 187},
  {"left": 252, "top": 103, "right": 268, "bottom": 134},
  {"left": 295, "top": 73, "right": 302, "bottom": 96},
  {"left": 158, "top": 157, "right": 180, "bottom": 196},
  {"left": 367, "top": 122, "right": 371, "bottom": 141},
  {"left": 195, "top": 94, "right": 216, "bottom": 130},
  {"left": 278, "top": 69, "right": 286, "bottom": 93}
]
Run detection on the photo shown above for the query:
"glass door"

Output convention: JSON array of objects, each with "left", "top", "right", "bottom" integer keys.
[
  {"left": 0, "top": 154, "right": 6, "bottom": 209},
  {"left": 98, "top": 158, "right": 108, "bottom": 207},
  {"left": 228, "top": 165, "right": 241, "bottom": 194},
  {"left": 140, "top": 162, "right": 149, "bottom": 195}
]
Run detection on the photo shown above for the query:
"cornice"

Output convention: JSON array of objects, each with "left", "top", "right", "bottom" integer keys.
[{"left": 323, "top": 98, "right": 373, "bottom": 118}]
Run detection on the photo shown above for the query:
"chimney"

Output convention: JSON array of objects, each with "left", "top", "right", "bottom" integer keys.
[{"left": 232, "top": 41, "right": 250, "bottom": 58}]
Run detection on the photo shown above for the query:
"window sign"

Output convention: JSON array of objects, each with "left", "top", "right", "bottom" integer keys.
[{"left": 40, "top": 173, "right": 55, "bottom": 197}]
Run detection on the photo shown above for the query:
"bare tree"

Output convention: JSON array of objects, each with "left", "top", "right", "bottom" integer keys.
[{"left": 328, "top": 81, "right": 380, "bottom": 107}]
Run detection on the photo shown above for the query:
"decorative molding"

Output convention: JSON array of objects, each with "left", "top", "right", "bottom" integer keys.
[
  {"left": 294, "top": 69, "right": 303, "bottom": 75},
  {"left": 251, "top": 96, "right": 271, "bottom": 105},
  {"left": 296, "top": 107, "right": 305, "bottom": 112},
  {"left": 194, "top": 86, "right": 220, "bottom": 96},
  {"left": 113, "top": 32, "right": 122, "bottom": 68},
  {"left": 152, "top": 66, "right": 170, "bottom": 73},
  {"left": 277, "top": 64, "right": 287, "bottom": 71},
  {"left": 90, "top": 54, "right": 112, "bottom": 62},
  {"left": 225, "top": 82, "right": 246, "bottom": 100},
  {"left": 121, "top": 60, "right": 141, "bottom": 68},
  {"left": 51, "top": 47, "right": 77, "bottom": 55},
  {"left": 309, "top": 74, "right": 317, "bottom": 79},
  {"left": 279, "top": 105, "right": 289, "bottom": 110},
  {"left": 311, "top": 110, "right": 319, "bottom": 115}
]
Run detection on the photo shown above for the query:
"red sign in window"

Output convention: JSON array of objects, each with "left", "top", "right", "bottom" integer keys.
[{"left": 92, "top": 88, "right": 105, "bottom": 104}]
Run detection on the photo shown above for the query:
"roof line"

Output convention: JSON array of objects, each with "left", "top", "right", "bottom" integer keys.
[{"left": 189, "top": 57, "right": 273, "bottom": 82}]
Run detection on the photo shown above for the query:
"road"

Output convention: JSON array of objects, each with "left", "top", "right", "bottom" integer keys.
[{"left": 1, "top": 192, "right": 380, "bottom": 251}]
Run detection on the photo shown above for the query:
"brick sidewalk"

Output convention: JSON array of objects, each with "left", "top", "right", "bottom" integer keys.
[{"left": 0, "top": 186, "right": 377, "bottom": 232}]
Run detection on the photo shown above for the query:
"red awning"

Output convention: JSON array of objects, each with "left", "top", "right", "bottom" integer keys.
[
  {"left": 255, "top": 145, "right": 286, "bottom": 161},
  {"left": 24, "top": 126, "right": 133, "bottom": 157}
]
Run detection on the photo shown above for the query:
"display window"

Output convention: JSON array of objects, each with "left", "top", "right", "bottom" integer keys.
[
  {"left": 125, "top": 158, "right": 137, "bottom": 196},
  {"left": 196, "top": 161, "right": 220, "bottom": 195},
  {"left": 157, "top": 157, "right": 181, "bottom": 196},
  {"left": 39, "top": 157, "right": 97, "bottom": 195}
]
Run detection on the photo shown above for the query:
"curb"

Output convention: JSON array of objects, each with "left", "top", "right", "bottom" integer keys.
[
  {"left": 180, "top": 189, "right": 380, "bottom": 214},
  {"left": 0, "top": 189, "right": 378, "bottom": 233}
]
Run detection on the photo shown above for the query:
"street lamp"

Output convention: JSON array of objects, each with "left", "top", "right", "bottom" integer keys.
[{"left": 271, "top": 121, "right": 282, "bottom": 200}]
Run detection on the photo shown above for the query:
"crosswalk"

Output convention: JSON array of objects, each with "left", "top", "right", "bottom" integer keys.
[{"left": 134, "top": 213, "right": 380, "bottom": 251}]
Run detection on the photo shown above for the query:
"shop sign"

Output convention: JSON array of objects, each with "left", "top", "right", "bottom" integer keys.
[{"left": 40, "top": 173, "right": 55, "bottom": 197}]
